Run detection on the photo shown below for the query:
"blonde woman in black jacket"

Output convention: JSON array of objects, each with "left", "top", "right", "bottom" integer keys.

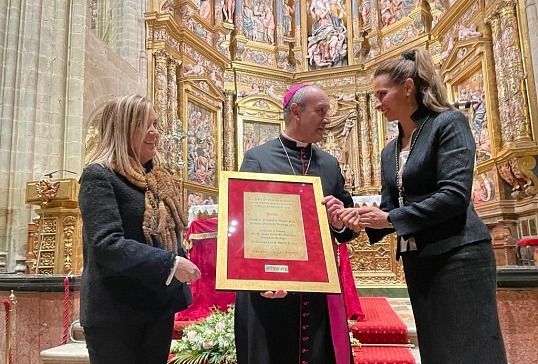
[
  {"left": 338, "top": 48, "right": 507, "bottom": 364},
  {"left": 79, "top": 94, "right": 201, "bottom": 364}
]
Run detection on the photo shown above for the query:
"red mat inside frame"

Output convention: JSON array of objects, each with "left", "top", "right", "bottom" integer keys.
[{"left": 349, "top": 297, "right": 409, "bottom": 345}]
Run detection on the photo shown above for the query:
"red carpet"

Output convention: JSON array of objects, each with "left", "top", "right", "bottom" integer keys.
[
  {"left": 351, "top": 297, "right": 414, "bottom": 364},
  {"left": 350, "top": 297, "right": 408, "bottom": 344},
  {"left": 173, "top": 297, "right": 415, "bottom": 363},
  {"left": 353, "top": 346, "right": 415, "bottom": 364}
]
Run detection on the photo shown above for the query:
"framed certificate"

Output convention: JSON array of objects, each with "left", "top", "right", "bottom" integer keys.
[{"left": 216, "top": 171, "right": 341, "bottom": 294}]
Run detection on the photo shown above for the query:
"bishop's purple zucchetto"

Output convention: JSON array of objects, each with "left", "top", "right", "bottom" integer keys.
[{"left": 283, "top": 83, "right": 310, "bottom": 109}]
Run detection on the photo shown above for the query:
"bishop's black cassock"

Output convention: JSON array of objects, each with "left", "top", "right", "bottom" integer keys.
[{"left": 234, "top": 134, "right": 355, "bottom": 364}]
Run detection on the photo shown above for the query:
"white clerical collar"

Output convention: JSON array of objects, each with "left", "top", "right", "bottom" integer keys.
[{"left": 281, "top": 132, "right": 309, "bottom": 147}]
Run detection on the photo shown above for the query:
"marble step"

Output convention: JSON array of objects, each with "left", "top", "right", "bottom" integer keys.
[
  {"left": 40, "top": 321, "right": 88, "bottom": 364},
  {"left": 40, "top": 343, "right": 89, "bottom": 364}
]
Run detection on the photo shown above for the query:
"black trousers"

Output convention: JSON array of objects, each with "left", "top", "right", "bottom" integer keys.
[
  {"left": 402, "top": 240, "right": 507, "bottom": 364},
  {"left": 83, "top": 314, "right": 175, "bottom": 364}
]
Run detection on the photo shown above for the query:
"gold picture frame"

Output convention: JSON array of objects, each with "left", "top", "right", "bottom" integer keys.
[{"left": 215, "top": 171, "right": 341, "bottom": 294}]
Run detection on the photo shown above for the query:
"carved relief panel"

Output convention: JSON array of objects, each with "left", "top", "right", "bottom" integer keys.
[
  {"left": 236, "top": 95, "right": 284, "bottom": 167},
  {"left": 349, "top": 230, "right": 406, "bottom": 285},
  {"left": 176, "top": 72, "right": 224, "bottom": 210}
]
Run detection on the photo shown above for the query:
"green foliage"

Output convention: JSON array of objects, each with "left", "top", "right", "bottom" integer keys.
[{"left": 349, "top": 331, "right": 362, "bottom": 349}]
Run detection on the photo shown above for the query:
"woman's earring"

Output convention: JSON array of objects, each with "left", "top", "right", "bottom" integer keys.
[{"left": 406, "top": 92, "right": 410, "bottom": 97}]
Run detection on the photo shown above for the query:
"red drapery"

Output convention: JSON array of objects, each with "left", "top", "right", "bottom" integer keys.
[{"left": 175, "top": 218, "right": 365, "bottom": 322}]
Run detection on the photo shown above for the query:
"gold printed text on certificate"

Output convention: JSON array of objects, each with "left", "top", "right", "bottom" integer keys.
[{"left": 243, "top": 192, "right": 308, "bottom": 260}]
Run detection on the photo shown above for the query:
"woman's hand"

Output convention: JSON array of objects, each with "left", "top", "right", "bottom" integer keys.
[
  {"left": 355, "top": 206, "right": 393, "bottom": 229},
  {"left": 337, "top": 208, "right": 362, "bottom": 231},
  {"left": 174, "top": 257, "right": 202, "bottom": 284},
  {"left": 260, "top": 289, "right": 288, "bottom": 299}
]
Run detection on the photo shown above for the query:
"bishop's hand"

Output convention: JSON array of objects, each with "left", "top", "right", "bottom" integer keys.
[
  {"left": 260, "top": 289, "right": 288, "bottom": 299},
  {"left": 321, "top": 195, "right": 345, "bottom": 229}
]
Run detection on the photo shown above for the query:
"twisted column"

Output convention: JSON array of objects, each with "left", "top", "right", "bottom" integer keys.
[
  {"left": 223, "top": 90, "right": 236, "bottom": 171},
  {"left": 498, "top": 4, "right": 532, "bottom": 141},
  {"left": 369, "top": 92, "right": 381, "bottom": 188},
  {"left": 167, "top": 58, "right": 179, "bottom": 132},
  {"left": 487, "top": 3, "right": 533, "bottom": 145},
  {"left": 154, "top": 51, "right": 168, "bottom": 134},
  {"left": 357, "top": 92, "right": 372, "bottom": 188},
  {"left": 488, "top": 16, "right": 508, "bottom": 133}
]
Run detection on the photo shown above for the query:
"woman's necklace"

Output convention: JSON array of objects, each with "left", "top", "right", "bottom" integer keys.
[
  {"left": 395, "top": 116, "right": 430, "bottom": 207},
  {"left": 278, "top": 136, "right": 312, "bottom": 176}
]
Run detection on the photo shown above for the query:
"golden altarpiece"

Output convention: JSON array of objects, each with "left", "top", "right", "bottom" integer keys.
[{"left": 122, "top": 0, "right": 537, "bottom": 288}]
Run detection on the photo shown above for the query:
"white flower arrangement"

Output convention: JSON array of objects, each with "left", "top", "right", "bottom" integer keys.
[
  {"left": 169, "top": 305, "right": 236, "bottom": 364},
  {"left": 169, "top": 305, "right": 361, "bottom": 364}
]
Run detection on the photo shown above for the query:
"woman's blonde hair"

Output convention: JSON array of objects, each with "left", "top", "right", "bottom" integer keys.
[
  {"left": 86, "top": 94, "right": 162, "bottom": 173},
  {"left": 85, "top": 94, "right": 187, "bottom": 253},
  {"left": 374, "top": 48, "right": 453, "bottom": 113}
]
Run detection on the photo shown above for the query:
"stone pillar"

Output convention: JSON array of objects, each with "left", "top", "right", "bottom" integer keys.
[
  {"left": 223, "top": 90, "right": 236, "bottom": 171},
  {"left": 0, "top": 0, "right": 87, "bottom": 272},
  {"left": 154, "top": 50, "right": 168, "bottom": 133},
  {"left": 357, "top": 92, "right": 372, "bottom": 189}
]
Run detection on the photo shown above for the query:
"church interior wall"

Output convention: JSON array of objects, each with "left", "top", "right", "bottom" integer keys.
[
  {"left": 83, "top": 27, "right": 147, "bottom": 132},
  {"left": 0, "top": 0, "right": 88, "bottom": 272},
  {"left": 0, "top": 1, "right": 537, "bottom": 362},
  {"left": 140, "top": 0, "right": 538, "bottom": 283},
  {"left": 0, "top": 0, "right": 149, "bottom": 272},
  {"left": 84, "top": 0, "right": 148, "bottom": 133},
  {"left": 1, "top": 0, "right": 538, "bottom": 276}
]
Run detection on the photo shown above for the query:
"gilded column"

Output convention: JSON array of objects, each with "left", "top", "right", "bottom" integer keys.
[
  {"left": 352, "top": 0, "right": 359, "bottom": 39},
  {"left": 276, "top": 0, "right": 284, "bottom": 45},
  {"left": 294, "top": 0, "right": 301, "bottom": 46},
  {"left": 498, "top": 3, "right": 532, "bottom": 142},
  {"left": 234, "top": 0, "right": 243, "bottom": 31},
  {"left": 223, "top": 90, "right": 236, "bottom": 171},
  {"left": 487, "top": 15, "right": 512, "bottom": 144},
  {"left": 369, "top": 92, "right": 381, "bottom": 189},
  {"left": 349, "top": 112, "right": 359, "bottom": 192},
  {"left": 370, "top": 0, "right": 379, "bottom": 32},
  {"left": 167, "top": 58, "right": 179, "bottom": 132},
  {"left": 62, "top": 216, "right": 76, "bottom": 273},
  {"left": 357, "top": 92, "right": 372, "bottom": 189},
  {"left": 154, "top": 50, "right": 168, "bottom": 133}
]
